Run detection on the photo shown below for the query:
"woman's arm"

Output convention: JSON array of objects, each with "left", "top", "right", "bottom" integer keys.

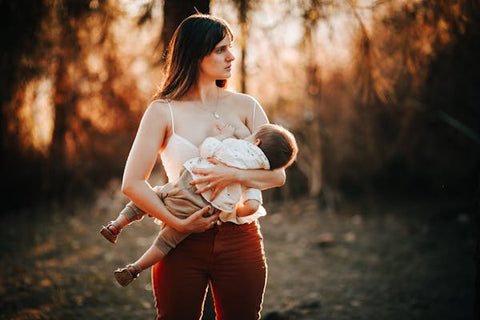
[
  {"left": 191, "top": 96, "right": 286, "bottom": 200},
  {"left": 122, "top": 102, "right": 219, "bottom": 232},
  {"left": 191, "top": 161, "right": 285, "bottom": 199}
]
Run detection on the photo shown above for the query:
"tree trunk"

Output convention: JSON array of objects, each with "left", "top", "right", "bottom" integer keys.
[
  {"left": 306, "top": 64, "right": 323, "bottom": 197},
  {"left": 303, "top": 9, "right": 323, "bottom": 198},
  {"left": 237, "top": 0, "right": 249, "bottom": 93},
  {"left": 45, "top": 2, "right": 82, "bottom": 201}
]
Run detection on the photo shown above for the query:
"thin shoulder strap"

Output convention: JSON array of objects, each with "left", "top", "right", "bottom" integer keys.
[
  {"left": 252, "top": 100, "right": 257, "bottom": 129},
  {"left": 167, "top": 101, "right": 175, "bottom": 133}
]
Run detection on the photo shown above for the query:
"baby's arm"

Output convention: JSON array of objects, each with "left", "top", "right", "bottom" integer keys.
[
  {"left": 235, "top": 187, "right": 262, "bottom": 217},
  {"left": 236, "top": 199, "right": 261, "bottom": 217},
  {"left": 213, "top": 123, "right": 236, "bottom": 141}
]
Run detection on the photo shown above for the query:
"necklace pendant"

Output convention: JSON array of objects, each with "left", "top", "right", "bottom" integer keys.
[{"left": 213, "top": 111, "right": 220, "bottom": 119}]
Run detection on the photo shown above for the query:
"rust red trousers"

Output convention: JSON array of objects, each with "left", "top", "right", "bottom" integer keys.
[{"left": 151, "top": 221, "right": 267, "bottom": 320}]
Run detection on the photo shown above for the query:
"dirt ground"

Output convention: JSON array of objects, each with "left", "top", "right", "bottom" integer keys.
[{"left": 0, "top": 180, "right": 476, "bottom": 320}]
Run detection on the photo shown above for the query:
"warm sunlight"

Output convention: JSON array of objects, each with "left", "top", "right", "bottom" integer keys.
[
  {"left": 2, "top": 1, "right": 478, "bottom": 320},
  {"left": 18, "top": 77, "right": 54, "bottom": 154}
]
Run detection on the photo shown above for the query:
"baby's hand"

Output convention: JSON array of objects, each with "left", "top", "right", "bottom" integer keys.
[{"left": 215, "top": 123, "right": 235, "bottom": 139}]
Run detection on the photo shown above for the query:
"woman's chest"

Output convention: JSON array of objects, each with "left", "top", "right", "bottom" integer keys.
[
  {"left": 220, "top": 115, "right": 251, "bottom": 139},
  {"left": 174, "top": 112, "right": 250, "bottom": 146}
]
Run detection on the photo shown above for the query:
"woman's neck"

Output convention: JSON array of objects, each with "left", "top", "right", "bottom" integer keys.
[{"left": 183, "top": 81, "right": 220, "bottom": 104}]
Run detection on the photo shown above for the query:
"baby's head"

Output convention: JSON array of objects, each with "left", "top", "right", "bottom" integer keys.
[{"left": 253, "top": 124, "right": 298, "bottom": 170}]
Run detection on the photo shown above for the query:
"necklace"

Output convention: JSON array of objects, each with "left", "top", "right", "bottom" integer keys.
[{"left": 199, "top": 89, "right": 221, "bottom": 120}]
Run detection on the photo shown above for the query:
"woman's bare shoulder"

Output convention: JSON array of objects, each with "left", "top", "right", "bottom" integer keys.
[
  {"left": 223, "top": 90, "right": 260, "bottom": 108},
  {"left": 138, "top": 99, "right": 173, "bottom": 129},
  {"left": 148, "top": 98, "right": 170, "bottom": 108},
  {"left": 145, "top": 99, "right": 171, "bottom": 115}
]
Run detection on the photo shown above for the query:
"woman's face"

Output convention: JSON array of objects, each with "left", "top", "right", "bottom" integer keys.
[{"left": 199, "top": 36, "right": 235, "bottom": 81}]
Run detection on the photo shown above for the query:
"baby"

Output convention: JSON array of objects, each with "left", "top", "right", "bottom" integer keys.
[{"left": 100, "top": 123, "right": 298, "bottom": 286}]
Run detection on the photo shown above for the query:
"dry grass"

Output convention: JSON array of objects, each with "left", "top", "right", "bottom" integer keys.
[{"left": 0, "top": 180, "right": 476, "bottom": 320}]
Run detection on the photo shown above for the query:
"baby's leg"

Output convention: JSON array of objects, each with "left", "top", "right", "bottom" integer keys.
[
  {"left": 134, "top": 244, "right": 167, "bottom": 270},
  {"left": 161, "top": 171, "right": 214, "bottom": 217},
  {"left": 113, "top": 174, "right": 214, "bottom": 286},
  {"left": 100, "top": 201, "right": 147, "bottom": 243},
  {"left": 113, "top": 244, "right": 166, "bottom": 287},
  {"left": 113, "top": 225, "right": 190, "bottom": 287},
  {"left": 119, "top": 201, "right": 146, "bottom": 223},
  {"left": 151, "top": 173, "right": 210, "bottom": 253},
  {"left": 100, "top": 185, "right": 164, "bottom": 243},
  {"left": 153, "top": 226, "right": 190, "bottom": 257}
]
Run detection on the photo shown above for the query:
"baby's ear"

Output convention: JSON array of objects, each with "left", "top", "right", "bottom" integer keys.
[{"left": 255, "top": 138, "right": 261, "bottom": 146}]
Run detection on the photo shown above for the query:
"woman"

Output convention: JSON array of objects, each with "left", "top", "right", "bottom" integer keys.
[{"left": 121, "top": 14, "right": 286, "bottom": 319}]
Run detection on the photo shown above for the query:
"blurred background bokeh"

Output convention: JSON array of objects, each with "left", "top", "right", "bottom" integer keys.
[
  {"left": 1, "top": 0, "right": 479, "bottom": 319},
  {"left": 2, "top": 0, "right": 479, "bottom": 208}
]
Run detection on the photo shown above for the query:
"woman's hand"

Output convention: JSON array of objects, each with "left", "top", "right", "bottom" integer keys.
[
  {"left": 176, "top": 206, "right": 220, "bottom": 233},
  {"left": 190, "top": 159, "right": 240, "bottom": 200}
]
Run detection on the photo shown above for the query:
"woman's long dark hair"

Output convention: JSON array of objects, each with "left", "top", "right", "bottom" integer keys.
[{"left": 154, "top": 14, "right": 234, "bottom": 100}]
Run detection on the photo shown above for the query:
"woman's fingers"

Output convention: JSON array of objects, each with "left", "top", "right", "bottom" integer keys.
[
  {"left": 187, "top": 206, "right": 220, "bottom": 233},
  {"left": 191, "top": 167, "right": 212, "bottom": 177},
  {"left": 190, "top": 205, "right": 211, "bottom": 218},
  {"left": 195, "top": 184, "right": 212, "bottom": 194},
  {"left": 193, "top": 182, "right": 226, "bottom": 200},
  {"left": 207, "top": 158, "right": 221, "bottom": 165},
  {"left": 209, "top": 187, "right": 221, "bottom": 201},
  {"left": 208, "top": 211, "right": 221, "bottom": 226},
  {"left": 189, "top": 172, "right": 215, "bottom": 194},
  {"left": 190, "top": 162, "right": 229, "bottom": 199},
  {"left": 189, "top": 169, "right": 212, "bottom": 187}
]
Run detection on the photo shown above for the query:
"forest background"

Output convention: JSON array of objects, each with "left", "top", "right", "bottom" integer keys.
[{"left": 1, "top": 0, "right": 479, "bottom": 319}]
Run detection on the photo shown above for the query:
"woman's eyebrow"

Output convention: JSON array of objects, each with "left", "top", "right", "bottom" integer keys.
[{"left": 215, "top": 40, "right": 232, "bottom": 49}]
